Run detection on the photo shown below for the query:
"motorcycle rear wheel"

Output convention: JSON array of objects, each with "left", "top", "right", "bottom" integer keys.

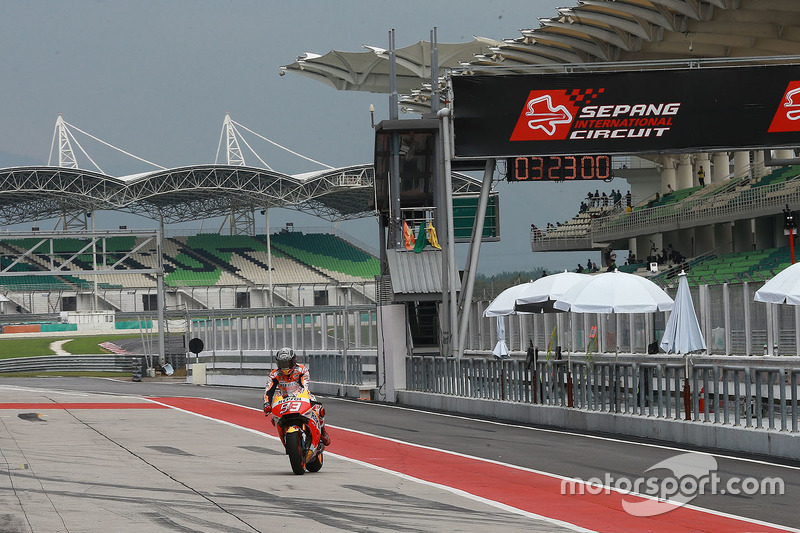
[
  {"left": 285, "top": 432, "right": 306, "bottom": 475},
  {"left": 306, "top": 452, "right": 323, "bottom": 473}
]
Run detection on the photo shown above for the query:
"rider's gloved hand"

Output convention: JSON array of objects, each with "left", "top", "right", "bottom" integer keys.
[{"left": 263, "top": 402, "right": 270, "bottom": 417}]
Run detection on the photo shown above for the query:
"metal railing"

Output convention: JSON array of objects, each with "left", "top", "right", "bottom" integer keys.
[
  {"left": 305, "top": 353, "right": 371, "bottom": 386},
  {"left": 0, "top": 354, "right": 142, "bottom": 374},
  {"left": 407, "top": 356, "right": 800, "bottom": 433},
  {"left": 591, "top": 177, "right": 800, "bottom": 242}
]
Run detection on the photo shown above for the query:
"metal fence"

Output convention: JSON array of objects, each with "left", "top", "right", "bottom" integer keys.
[
  {"left": 407, "top": 356, "right": 800, "bottom": 433},
  {"left": 185, "top": 307, "right": 378, "bottom": 386},
  {"left": 187, "top": 305, "right": 379, "bottom": 355},
  {"left": 304, "top": 353, "right": 368, "bottom": 386}
]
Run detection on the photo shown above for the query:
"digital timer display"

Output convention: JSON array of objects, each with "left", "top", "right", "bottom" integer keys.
[{"left": 507, "top": 155, "right": 612, "bottom": 182}]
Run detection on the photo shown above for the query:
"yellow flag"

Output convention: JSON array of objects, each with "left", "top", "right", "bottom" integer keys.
[{"left": 426, "top": 222, "right": 441, "bottom": 249}]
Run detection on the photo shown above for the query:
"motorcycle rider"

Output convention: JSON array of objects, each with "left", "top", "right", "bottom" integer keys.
[{"left": 263, "top": 347, "right": 331, "bottom": 446}]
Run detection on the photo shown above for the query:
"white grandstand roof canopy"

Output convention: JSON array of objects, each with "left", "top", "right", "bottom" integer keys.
[
  {"left": 0, "top": 164, "right": 484, "bottom": 225},
  {"left": 281, "top": 1, "right": 800, "bottom": 102},
  {"left": 282, "top": 38, "right": 502, "bottom": 93}
]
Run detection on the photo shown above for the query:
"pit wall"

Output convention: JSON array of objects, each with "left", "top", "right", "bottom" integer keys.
[
  {"left": 397, "top": 390, "right": 800, "bottom": 462},
  {"left": 185, "top": 364, "right": 800, "bottom": 462}
]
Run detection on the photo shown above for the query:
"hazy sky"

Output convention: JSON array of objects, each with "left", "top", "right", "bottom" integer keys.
[{"left": 0, "top": 1, "right": 622, "bottom": 275}]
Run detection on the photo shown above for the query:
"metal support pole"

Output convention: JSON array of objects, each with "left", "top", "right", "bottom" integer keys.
[
  {"left": 457, "top": 159, "right": 495, "bottom": 357},
  {"left": 156, "top": 230, "right": 166, "bottom": 366},
  {"left": 265, "top": 209, "right": 273, "bottom": 308},
  {"left": 388, "top": 30, "right": 402, "bottom": 250},
  {"left": 438, "top": 107, "right": 458, "bottom": 358},
  {"left": 429, "top": 28, "right": 439, "bottom": 114}
]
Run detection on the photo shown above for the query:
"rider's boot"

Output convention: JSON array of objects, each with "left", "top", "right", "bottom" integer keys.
[{"left": 321, "top": 426, "right": 331, "bottom": 446}]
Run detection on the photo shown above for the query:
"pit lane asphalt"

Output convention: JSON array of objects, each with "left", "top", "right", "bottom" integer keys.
[{"left": 1, "top": 376, "right": 797, "bottom": 532}]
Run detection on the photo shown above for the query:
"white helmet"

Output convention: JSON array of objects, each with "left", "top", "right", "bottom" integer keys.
[{"left": 275, "top": 347, "right": 296, "bottom": 372}]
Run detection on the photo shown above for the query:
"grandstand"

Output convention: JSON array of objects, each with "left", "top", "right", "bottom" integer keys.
[
  {"left": 0, "top": 231, "right": 379, "bottom": 314},
  {"left": 531, "top": 159, "right": 800, "bottom": 284},
  {"left": 654, "top": 246, "right": 793, "bottom": 288}
]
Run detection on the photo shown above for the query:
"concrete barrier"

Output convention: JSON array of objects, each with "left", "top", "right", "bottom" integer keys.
[
  {"left": 191, "top": 363, "right": 207, "bottom": 385},
  {"left": 397, "top": 390, "right": 800, "bottom": 461}
]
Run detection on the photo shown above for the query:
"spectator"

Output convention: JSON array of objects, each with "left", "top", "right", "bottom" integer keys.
[
  {"left": 666, "top": 183, "right": 673, "bottom": 195},
  {"left": 698, "top": 166, "right": 706, "bottom": 187},
  {"left": 576, "top": 264, "right": 584, "bottom": 273},
  {"left": 625, "top": 190, "right": 632, "bottom": 208},
  {"left": 591, "top": 262, "right": 599, "bottom": 272},
  {"left": 586, "top": 258, "right": 592, "bottom": 271}
]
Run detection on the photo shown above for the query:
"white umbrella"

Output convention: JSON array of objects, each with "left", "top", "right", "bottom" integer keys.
[
  {"left": 660, "top": 273, "right": 706, "bottom": 354},
  {"left": 492, "top": 315, "right": 510, "bottom": 359},
  {"left": 554, "top": 271, "right": 674, "bottom": 313},
  {"left": 483, "top": 281, "right": 535, "bottom": 317},
  {"left": 484, "top": 272, "right": 590, "bottom": 317},
  {"left": 754, "top": 262, "right": 800, "bottom": 305},
  {"left": 515, "top": 271, "right": 591, "bottom": 312}
]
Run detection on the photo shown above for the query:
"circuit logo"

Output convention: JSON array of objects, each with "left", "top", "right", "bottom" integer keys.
[
  {"left": 511, "top": 88, "right": 605, "bottom": 141},
  {"left": 768, "top": 81, "right": 800, "bottom": 132},
  {"left": 510, "top": 90, "right": 581, "bottom": 141},
  {"left": 523, "top": 95, "right": 572, "bottom": 135}
]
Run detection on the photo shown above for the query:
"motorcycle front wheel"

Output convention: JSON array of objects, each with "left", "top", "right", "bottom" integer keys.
[
  {"left": 306, "top": 452, "right": 323, "bottom": 473},
  {"left": 285, "top": 432, "right": 306, "bottom": 475}
]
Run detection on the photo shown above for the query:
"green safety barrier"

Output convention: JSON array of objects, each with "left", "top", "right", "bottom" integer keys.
[
  {"left": 40, "top": 323, "right": 78, "bottom": 332},
  {"left": 115, "top": 320, "right": 153, "bottom": 329}
]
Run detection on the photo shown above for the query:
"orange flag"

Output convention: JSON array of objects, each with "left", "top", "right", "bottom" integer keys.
[{"left": 403, "top": 221, "right": 416, "bottom": 250}]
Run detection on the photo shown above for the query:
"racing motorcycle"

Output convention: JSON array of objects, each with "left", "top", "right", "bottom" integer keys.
[{"left": 269, "top": 389, "right": 325, "bottom": 475}]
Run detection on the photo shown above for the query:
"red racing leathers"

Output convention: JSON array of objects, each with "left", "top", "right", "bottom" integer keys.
[
  {"left": 264, "top": 363, "right": 310, "bottom": 404},
  {"left": 263, "top": 363, "right": 329, "bottom": 445}
]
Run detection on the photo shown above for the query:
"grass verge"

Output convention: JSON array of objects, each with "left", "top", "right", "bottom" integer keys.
[{"left": 0, "top": 334, "right": 142, "bottom": 359}]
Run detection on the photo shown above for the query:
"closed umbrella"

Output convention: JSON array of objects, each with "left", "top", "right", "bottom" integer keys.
[
  {"left": 492, "top": 315, "right": 510, "bottom": 359},
  {"left": 754, "top": 262, "right": 800, "bottom": 305},
  {"left": 660, "top": 273, "right": 706, "bottom": 354},
  {"left": 660, "top": 272, "right": 705, "bottom": 421},
  {"left": 554, "top": 271, "right": 674, "bottom": 313}
]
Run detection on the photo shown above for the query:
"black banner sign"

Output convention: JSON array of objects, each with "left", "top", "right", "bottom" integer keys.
[{"left": 452, "top": 64, "right": 800, "bottom": 158}]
